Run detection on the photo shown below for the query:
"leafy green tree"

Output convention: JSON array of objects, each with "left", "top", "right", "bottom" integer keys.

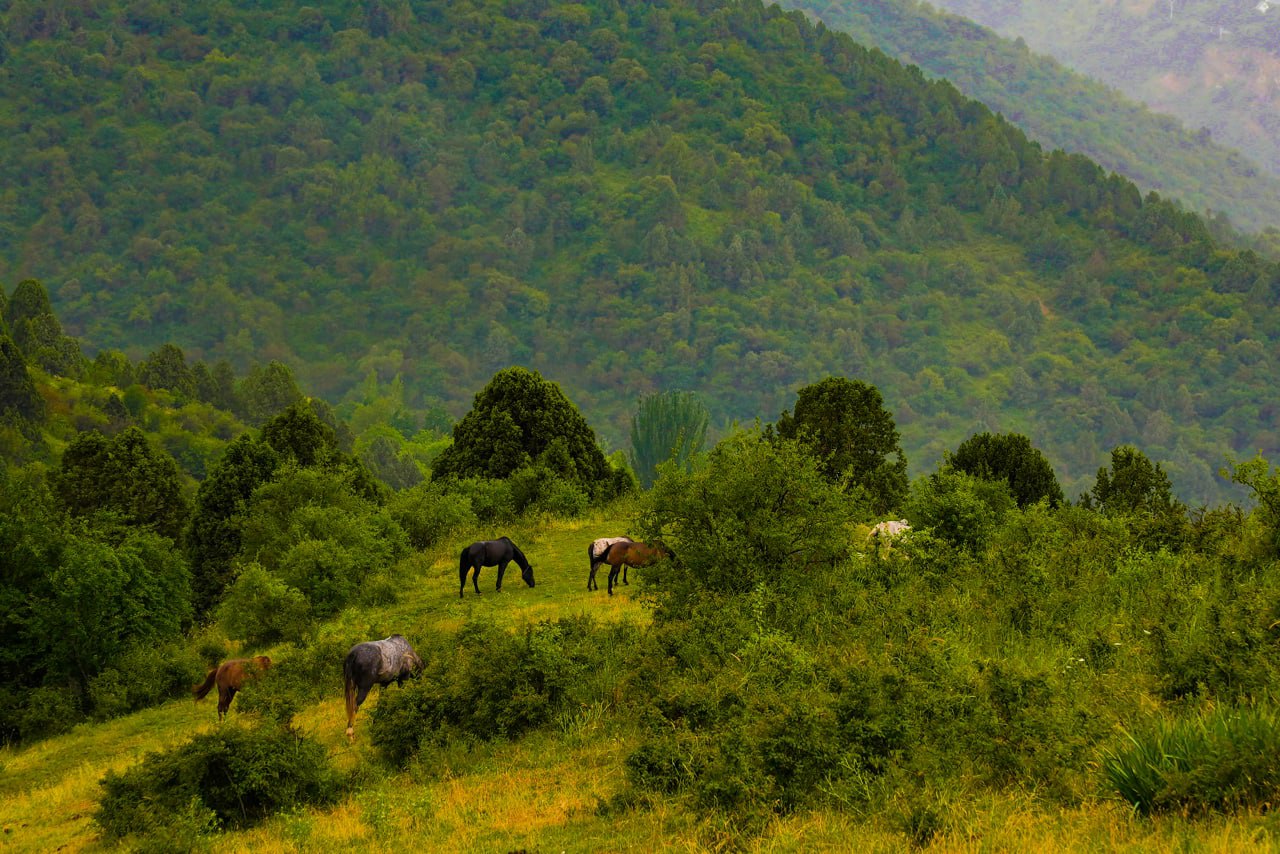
[
  {"left": 186, "top": 434, "right": 280, "bottom": 615},
  {"left": 629, "top": 390, "right": 709, "bottom": 489},
  {"left": 137, "top": 343, "right": 197, "bottom": 399},
  {"left": 239, "top": 361, "right": 304, "bottom": 425},
  {"left": 52, "top": 427, "right": 191, "bottom": 542},
  {"left": 261, "top": 402, "right": 337, "bottom": 467},
  {"left": 949, "top": 431, "right": 1064, "bottom": 508},
  {"left": 0, "top": 332, "right": 45, "bottom": 423},
  {"left": 905, "top": 468, "right": 1016, "bottom": 552},
  {"left": 5, "top": 279, "right": 54, "bottom": 349},
  {"left": 773, "top": 376, "right": 908, "bottom": 515},
  {"left": 432, "top": 367, "right": 613, "bottom": 499},
  {"left": 4, "top": 279, "right": 81, "bottom": 377},
  {"left": 1086, "top": 445, "right": 1186, "bottom": 548},
  {"left": 640, "top": 429, "right": 855, "bottom": 624},
  {"left": 1223, "top": 455, "right": 1280, "bottom": 559}
]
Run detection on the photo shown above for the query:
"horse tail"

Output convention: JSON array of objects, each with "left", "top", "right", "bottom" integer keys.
[
  {"left": 459, "top": 546, "right": 470, "bottom": 576},
  {"left": 193, "top": 667, "right": 218, "bottom": 701},
  {"left": 343, "top": 653, "right": 358, "bottom": 736}
]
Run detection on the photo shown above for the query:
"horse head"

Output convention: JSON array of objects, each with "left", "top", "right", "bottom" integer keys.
[{"left": 521, "top": 562, "right": 535, "bottom": 588}]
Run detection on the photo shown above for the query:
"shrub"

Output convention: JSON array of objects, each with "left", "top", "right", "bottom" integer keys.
[
  {"left": 88, "top": 638, "right": 206, "bottom": 720},
  {"left": 1101, "top": 704, "right": 1280, "bottom": 815},
  {"left": 388, "top": 479, "right": 478, "bottom": 549},
  {"left": 216, "top": 563, "right": 311, "bottom": 646},
  {"left": 96, "top": 723, "right": 342, "bottom": 838}
]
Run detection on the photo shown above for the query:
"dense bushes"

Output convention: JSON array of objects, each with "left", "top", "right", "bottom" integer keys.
[
  {"left": 369, "top": 617, "right": 638, "bottom": 766},
  {"left": 96, "top": 723, "right": 342, "bottom": 843}
]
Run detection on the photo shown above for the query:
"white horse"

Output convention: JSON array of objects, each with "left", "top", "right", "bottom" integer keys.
[{"left": 867, "top": 519, "right": 911, "bottom": 551}]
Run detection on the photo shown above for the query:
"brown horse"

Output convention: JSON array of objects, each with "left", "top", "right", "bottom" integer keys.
[
  {"left": 192, "top": 656, "right": 272, "bottom": 722},
  {"left": 597, "top": 540, "right": 674, "bottom": 595}
]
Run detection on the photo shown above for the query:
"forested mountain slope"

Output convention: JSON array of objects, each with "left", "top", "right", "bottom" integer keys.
[
  {"left": 2, "top": 0, "right": 1279, "bottom": 501},
  {"left": 928, "top": 0, "right": 1280, "bottom": 189},
  {"left": 783, "top": 0, "right": 1280, "bottom": 234}
]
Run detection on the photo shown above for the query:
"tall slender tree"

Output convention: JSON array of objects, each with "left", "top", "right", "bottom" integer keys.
[{"left": 629, "top": 391, "right": 709, "bottom": 489}]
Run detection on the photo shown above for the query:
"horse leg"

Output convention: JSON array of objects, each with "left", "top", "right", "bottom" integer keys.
[
  {"left": 608, "top": 563, "right": 621, "bottom": 596},
  {"left": 460, "top": 561, "right": 467, "bottom": 598},
  {"left": 622, "top": 565, "right": 629, "bottom": 586},
  {"left": 218, "top": 685, "right": 236, "bottom": 722},
  {"left": 588, "top": 560, "right": 598, "bottom": 591},
  {"left": 496, "top": 560, "right": 507, "bottom": 592},
  {"left": 472, "top": 565, "right": 481, "bottom": 595}
]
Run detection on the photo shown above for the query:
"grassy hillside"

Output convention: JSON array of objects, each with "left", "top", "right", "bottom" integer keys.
[
  {"left": 4, "top": 504, "right": 1280, "bottom": 853},
  {"left": 784, "top": 0, "right": 1280, "bottom": 233},
  {"left": 3, "top": 0, "right": 1280, "bottom": 503}
]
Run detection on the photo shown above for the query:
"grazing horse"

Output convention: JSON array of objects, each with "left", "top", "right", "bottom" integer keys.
[
  {"left": 868, "top": 519, "right": 911, "bottom": 554},
  {"left": 458, "top": 537, "right": 535, "bottom": 598},
  {"left": 192, "top": 655, "right": 272, "bottom": 722},
  {"left": 597, "top": 540, "right": 674, "bottom": 595},
  {"left": 343, "top": 634, "right": 423, "bottom": 741},
  {"left": 587, "top": 536, "right": 633, "bottom": 591}
]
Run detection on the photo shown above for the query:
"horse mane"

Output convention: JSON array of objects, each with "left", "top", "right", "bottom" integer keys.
[{"left": 508, "top": 539, "right": 530, "bottom": 570}]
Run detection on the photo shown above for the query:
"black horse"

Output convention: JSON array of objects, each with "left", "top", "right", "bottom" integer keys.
[
  {"left": 459, "top": 536, "right": 535, "bottom": 598},
  {"left": 343, "top": 634, "right": 423, "bottom": 741}
]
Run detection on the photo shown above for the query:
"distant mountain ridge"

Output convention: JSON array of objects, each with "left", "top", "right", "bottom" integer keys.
[
  {"left": 1, "top": 0, "right": 1278, "bottom": 502},
  {"left": 926, "top": 0, "right": 1280, "bottom": 201},
  {"left": 783, "top": 0, "right": 1280, "bottom": 233}
]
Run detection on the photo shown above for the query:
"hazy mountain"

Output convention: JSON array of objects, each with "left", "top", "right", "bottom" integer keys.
[{"left": 928, "top": 0, "right": 1280, "bottom": 194}]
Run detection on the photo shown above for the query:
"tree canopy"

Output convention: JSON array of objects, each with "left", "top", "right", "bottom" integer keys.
[{"left": 949, "top": 431, "right": 1064, "bottom": 508}]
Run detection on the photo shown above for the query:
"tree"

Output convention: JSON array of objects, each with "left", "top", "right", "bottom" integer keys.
[
  {"left": 0, "top": 332, "right": 45, "bottom": 423},
  {"left": 431, "top": 367, "right": 613, "bottom": 499},
  {"left": 137, "top": 344, "right": 197, "bottom": 399},
  {"left": 239, "top": 361, "right": 304, "bottom": 425},
  {"left": 187, "top": 435, "right": 280, "bottom": 615},
  {"left": 261, "top": 402, "right": 337, "bottom": 467},
  {"left": 629, "top": 391, "right": 709, "bottom": 489},
  {"left": 639, "top": 429, "right": 855, "bottom": 624},
  {"left": 948, "top": 431, "right": 1064, "bottom": 508},
  {"left": 52, "top": 427, "right": 190, "bottom": 542},
  {"left": 1086, "top": 445, "right": 1186, "bottom": 548},
  {"left": 773, "top": 376, "right": 908, "bottom": 515}
]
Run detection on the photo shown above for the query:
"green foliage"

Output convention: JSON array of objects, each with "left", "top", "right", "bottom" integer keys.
[
  {"left": 948, "top": 431, "right": 1064, "bottom": 508},
  {"left": 640, "top": 429, "right": 856, "bottom": 623},
  {"left": 1088, "top": 445, "right": 1187, "bottom": 548},
  {"left": 1224, "top": 455, "right": 1280, "bottom": 559},
  {"left": 905, "top": 468, "right": 1016, "bottom": 553},
  {"left": 432, "top": 367, "right": 613, "bottom": 500},
  {"left": 629, "top": 390, "right": 709, "bottom": 489},
  {"left": 387, "top": 478, "right": 479, "bottom": 550},
  {"left": 187, "top": 434, "right": 280, "bottom": 614},
  {"left": 87, "top": 637, "right": 206, "bottom": 721},
  {"left": 0, "top": 4, "right": 1275, "bottom": 505},
  {"left": 370, "top": 617, "right": 633, "bottom": 766},
  {"left": 52, "top": 426, "right": 191, "bottom": 541},
  {"left": 216, "top": 563, "right": 311, "bottom": 647},
  {"left": 136, "top": 343, "right": 196, "bottom": 400},
  {"left": 0, "top": 332, "right": 44, "bottom": 423},
  {"left": 773, "top": 377, "right": 908, "bottom": 515},
  {"left": 1102, "top": 704, "right": 1280, "bottom": 816},
  {"left": 95, "top": 723, "right": 343, "bottom": 838}
]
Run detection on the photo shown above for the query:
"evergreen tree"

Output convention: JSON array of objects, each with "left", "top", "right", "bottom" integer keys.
[
  {"left": 432, "top": 366, "right": 612, "bottom": 499},
  {"left": 629, "top": 390, "right": 709, "bottom": 489},
  {"left": 773, "top": 376, "right": 908, "bottom": 515},
  {"left": 187, "top": 434, "right": 280, "bottom": 615},
  {"left": 239, "top": 361, "right": 304, "bottom": 425},
  {"left": 137, "top": 343, "right": 197, "bottom": 399},
  {"left": 949, "top": 431, "right": 1064, "bottom": 508},
  {"left": 52, "top": 427, "right": 191, "bottom": 542},
  {"left": 0, "top": 332, "right": 45, "bottom": 423}
]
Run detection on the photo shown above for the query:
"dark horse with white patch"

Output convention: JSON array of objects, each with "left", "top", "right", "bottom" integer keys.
[
  {"left": 343, "top": 634, "right": 423, "bottom": 741},
  {"left": 458, "top": 537, "right": 535, "bottom": 598},
  {"left": 596, "top": 540, "right": 674, "bottom": 595}
]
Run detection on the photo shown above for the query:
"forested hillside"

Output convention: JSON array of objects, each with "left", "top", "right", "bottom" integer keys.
[
  {"left": 929, "top": 0, "right": 1280, "bottom": 187},
  {"left": 2, "top": 0, "right": 1280, "bottom": 501},
  {"left": 784, "top": 0, "right": 1280, "bottom": 235}
]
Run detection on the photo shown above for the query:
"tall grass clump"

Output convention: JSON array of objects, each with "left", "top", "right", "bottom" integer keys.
[{"left": 1102, "top": 703, "right": 1280, "bottom": 815}]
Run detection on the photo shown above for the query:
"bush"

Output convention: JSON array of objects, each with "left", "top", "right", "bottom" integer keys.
[
  {"left": 217, "top": 563, "right": 311, "bottom": 646},
  {"left": 88, "top": 638, "right": 206, "bottom": 720},
  {"left": 388, "top": 479, "right": 479, "bottom": 549},
  {"left": 96, "top": 723, "right": 343, "bottom": 839},
  {"left": 1101, "top": 704, "right": 1280, "bottom": 815}
]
